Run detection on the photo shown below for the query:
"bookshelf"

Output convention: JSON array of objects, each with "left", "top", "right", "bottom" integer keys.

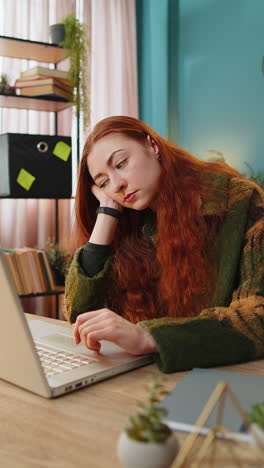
[
  {"left": 0, "top": 35, "right": 71, "bottom": 112},
  {"left": 0, "top": 35, "right": 73, "bottom": 319},
  {"left": 0, "top": 36, "right": 66, "bottom": 62},
  {"left": 20, "top": 289, "right": 64, "bottom": 298},
  {"left": 0, "top": 93, "right": 72, "bottom": 112}
]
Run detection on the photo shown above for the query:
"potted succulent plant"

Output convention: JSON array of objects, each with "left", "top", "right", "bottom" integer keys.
[
  {"left": 117, "top": 376, "right": 178, "bottom": 468},
  {"left": 50, "top": 13, "right": 90, "bottom": 128},
  {"left": 247, "top": 402, "right": 264, "bottom": 449},
  {"left": 0, "top": 73, "right": 11, "bottom": 93}
]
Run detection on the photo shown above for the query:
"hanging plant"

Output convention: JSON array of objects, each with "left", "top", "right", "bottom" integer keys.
[{"left": 59, "top": 13, "right": 90, "bottom": 129}]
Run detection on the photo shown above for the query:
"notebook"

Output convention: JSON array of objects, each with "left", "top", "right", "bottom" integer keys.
[
  {"left": 0, "top": 252, "right": 154, "bottom": 398},
  {"left": 161, "top": 367, "right": 264, "bottom": 442}
]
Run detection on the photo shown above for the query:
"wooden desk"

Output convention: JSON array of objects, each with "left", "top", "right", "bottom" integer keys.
[{"left": 1, "top": 315, "right": 264, "bottom": 468}]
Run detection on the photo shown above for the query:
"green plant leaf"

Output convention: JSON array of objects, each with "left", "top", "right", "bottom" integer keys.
[
  {"left": 243, "top": 162, "right": 264, "bottom": 187},
  {"left": 59, "top": 13, "right": 90, "bottom": 128},
  {"left": 124, "top": 375, "right": 171, "bottom": 443},
  {"left": 247, "top": 402, "right": 264, "bottom": 430}
]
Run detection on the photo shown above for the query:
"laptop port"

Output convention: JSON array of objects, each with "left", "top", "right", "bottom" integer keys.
[{"left": 75, "top": 382, "right": 82, "bottom": 388}]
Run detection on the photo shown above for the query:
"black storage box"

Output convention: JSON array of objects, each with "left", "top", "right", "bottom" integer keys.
[{"left": 0, "top": 133, "right": 72, "bottom": 198}]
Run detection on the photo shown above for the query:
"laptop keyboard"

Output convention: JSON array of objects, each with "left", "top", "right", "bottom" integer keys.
[{"left": 35, "top": 344, "right": 93, "bottom": 377}]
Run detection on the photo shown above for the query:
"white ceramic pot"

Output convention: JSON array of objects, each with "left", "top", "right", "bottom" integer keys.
[
  {"left": 117, "top": 431, "right": 179, "bottom": 468},
  {"left": 250, "top": 423, "right": 264, "bottom": 449}
]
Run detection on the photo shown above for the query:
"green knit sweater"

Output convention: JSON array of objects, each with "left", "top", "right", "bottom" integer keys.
[{"left": 64, "top": 174, "right": 264, "bottom": 373}]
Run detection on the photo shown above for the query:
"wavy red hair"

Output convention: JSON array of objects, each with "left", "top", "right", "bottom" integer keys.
[{"left": 75, "top": 116, "right": 243, "bottom": 323}]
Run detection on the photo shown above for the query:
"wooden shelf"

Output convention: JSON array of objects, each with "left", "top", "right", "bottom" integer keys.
[
  {"left": 0, "top": 35, "right": 67, "bottom": 63},
  {"left": 20, "top": 288, "right": 64, "bottom": 298},
  {"left": 0, "top": 93, "right": 72, "bottom": 112}
]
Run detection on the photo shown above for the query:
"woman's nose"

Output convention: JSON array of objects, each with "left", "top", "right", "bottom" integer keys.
[{"left": 111, "top": 174, "right": 126, "bottom": 193}]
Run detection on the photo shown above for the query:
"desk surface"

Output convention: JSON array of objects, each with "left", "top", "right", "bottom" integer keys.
[{"left": 1, "top": 314, "right": 264, "bottom": 468}]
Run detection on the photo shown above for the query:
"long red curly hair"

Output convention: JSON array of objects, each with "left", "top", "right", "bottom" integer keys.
[{"left": 75, "top": 116, "right": 243, "bottom": 323}]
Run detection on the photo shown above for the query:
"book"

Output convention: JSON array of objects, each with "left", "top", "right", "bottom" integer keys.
[
  {"left": 36, "top": 248, "right": 56, "bottom": 291},
  {"left": 16, "top": 73, "right": 69, "bottom": 83},
  {"left": 37, "top": 251, "right": 52, "bottom": 292},
  {"left": 0, "top": 250, "right": 24, "bottom": 295},
  {"left": 1, "top": 247, "right": 59, "bottom": 296},
  {"left": 13, "top": 249, "right": 32, "bottom": 295},
  {"left": 15, "top": 73, "right": 51, "bottom": 82},
  {"left": 29, "top": 250, "right": 46, "bottom": 293},
  {"left": 6, "top": 247, "right": 48, "bottom": 294},
  {"left": 41, "top": 250, "right": 56, "bottom": 291},
  {"left": 160, "top": 368, "right": 264, "bottom": 442},
  {"left": 20, "top": 84, "right": 72, "bottom": 101},
  {"left": 22, "top": 248, "right": 43, "bottom": 294},
  {"left": 15, "top": 76, "right": 71, "bottom": 90},
  {"left": 10, "top": 253, "right": 26, "bottom": 295},
  {"left": 18, "top": 248, "right": 39, "bottom": 294},
  {"left": 21, "top": 66, "right": 69, "bottom": 80}
]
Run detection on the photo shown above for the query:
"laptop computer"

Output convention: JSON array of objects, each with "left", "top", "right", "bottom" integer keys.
[{"left": 0, "top": 252, "right": 154, "bottom": 398}]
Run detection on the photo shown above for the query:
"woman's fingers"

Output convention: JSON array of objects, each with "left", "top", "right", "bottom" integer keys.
[
  {"left": 90, "top": 184, "right": 121, "bottom": 209},
  {"left": 90, "top": 184, "right": 123, "bottom": 212},
  {"left": 80, "top": 324, "right": 116, "bottom": 350},
  {"left": 90, "top": 184, "right": 103, "bottom": 202},
  {"left": 73, "top": 309, "right": 124, "bottom": 350},
  {"left": 79, "top": 326, "right": 101, "bottom": 351},
  {"left": 73, "top": 309, "right": 157, "bottom": 355},
  {"left": 73, "top": 309, "right": 118, "bottom": 344},
  {"left": 73, "top": 311, "right": 93, "bottom": 344}
]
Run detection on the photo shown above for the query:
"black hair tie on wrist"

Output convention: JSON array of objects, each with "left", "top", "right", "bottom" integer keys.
[{"left": 96, "top": 206, "right": 122, "bottom": 220}]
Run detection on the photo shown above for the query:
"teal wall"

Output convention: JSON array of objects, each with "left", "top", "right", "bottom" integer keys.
[
  {"left": 136, "top": 0, "right": 169, "bottom": 138},
  {"left": 137, "top": 0, "right": 264, "bottom": 173}
]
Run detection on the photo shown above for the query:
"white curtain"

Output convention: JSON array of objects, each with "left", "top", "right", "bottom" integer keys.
[
  {"left": 90, "top": 0, "right": 138, "bottom": 128},
  {"left": 0, "top": 0, "right": 75, "bottom": 251}
]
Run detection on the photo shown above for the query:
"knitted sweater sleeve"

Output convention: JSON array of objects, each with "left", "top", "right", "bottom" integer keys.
[
  {"left": 63, "top": 246, "right": 113, "bottom": 324},
  {"left": 139, "top": 181, "right": 264, "bottom": 373},
  {"left": 80, "top": 242, "right": 112, "bottom": 277}
]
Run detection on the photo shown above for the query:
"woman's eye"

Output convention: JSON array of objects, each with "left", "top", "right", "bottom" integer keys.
[
  {"left": 116, "top": 159, "right": 127, "bottom": 169},
  {"left": 99, "top": 179, "right": 109, "bottom": 189}
]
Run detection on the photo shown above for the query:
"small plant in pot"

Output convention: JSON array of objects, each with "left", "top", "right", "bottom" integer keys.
[
  {"left": 247, "top": 402, "right": 264, "bottom": 449},
  {"left": 117, "top": 376, "right": 179, "bottom": 468},
  {"left": 0, "top": 73, "right": 11, "bottom": 93},
  {"left": 45, "top": 239, "right": 72, "bottom": 286}
]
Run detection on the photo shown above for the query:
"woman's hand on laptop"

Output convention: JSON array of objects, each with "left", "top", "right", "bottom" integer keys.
[{"left": 72, "top": 309, "right": 157, "bottom": 355}]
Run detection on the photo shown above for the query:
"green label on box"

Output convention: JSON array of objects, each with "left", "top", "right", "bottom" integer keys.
[
  {"left": 53, "top": 141, "right": 71, "bottom": 162},
  {"left": 16, "top": 169, "right": 36, "bottom": 191}
]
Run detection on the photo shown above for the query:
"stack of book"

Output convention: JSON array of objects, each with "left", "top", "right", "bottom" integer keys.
[
  {"left": 1, "top": 247, "right": 58, "bottom": 295},
  {"left": 15, "top": 66, "right": 72, "bottom": 101}
]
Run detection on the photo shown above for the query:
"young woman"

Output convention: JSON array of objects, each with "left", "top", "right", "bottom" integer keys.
[{"left": 64, "top": 115, "right": 264, "bottom": 373}]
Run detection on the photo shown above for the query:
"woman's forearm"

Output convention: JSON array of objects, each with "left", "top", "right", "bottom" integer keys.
[{"left": 89, "top": 213, "right": 119, "bottom": 245}]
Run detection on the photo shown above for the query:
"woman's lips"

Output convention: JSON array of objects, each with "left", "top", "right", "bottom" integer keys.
[{"left": 124, "top": 191, "right": 138, "bottom": 202}]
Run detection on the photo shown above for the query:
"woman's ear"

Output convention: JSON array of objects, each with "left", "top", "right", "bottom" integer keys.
[{"left": 146, "top": 135, "right": 159, "bottom": 155}]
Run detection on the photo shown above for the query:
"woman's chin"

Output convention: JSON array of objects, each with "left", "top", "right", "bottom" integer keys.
[
  {"left": 122, "top": 192, "right": 154, "bottom": 211},
  {"left": 127, "top": 200, "right": 150, "bottom": 211}
]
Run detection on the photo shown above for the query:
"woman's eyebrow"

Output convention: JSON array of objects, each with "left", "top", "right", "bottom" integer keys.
[{"left": 93, "top": 149, "right": 125, "bottom": 182}]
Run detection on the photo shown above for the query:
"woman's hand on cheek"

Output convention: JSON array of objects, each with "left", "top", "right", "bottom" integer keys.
[
  {"left": 91, "top": 185, "right": 123, "bottom": 212},
  {"left": 72, "top": 309, "right": 157, "bottom": 355}
]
